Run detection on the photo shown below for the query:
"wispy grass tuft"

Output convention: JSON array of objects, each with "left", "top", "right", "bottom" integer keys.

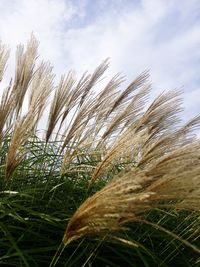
[{"left": 0, "top": 36, "right": 199, "bottom": 266}]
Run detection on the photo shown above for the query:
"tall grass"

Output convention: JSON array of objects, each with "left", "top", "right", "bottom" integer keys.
[{"left": 0, "top": 35, "right": 199, "bottom": 266}]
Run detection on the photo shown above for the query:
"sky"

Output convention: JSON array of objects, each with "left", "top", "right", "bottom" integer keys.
[{"left": 0, "top": 0, "right": 200, "bottom": 120}]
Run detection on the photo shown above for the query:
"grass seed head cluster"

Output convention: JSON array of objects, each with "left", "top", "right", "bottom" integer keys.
[{"left": 0, "top": 35, "right": 200, "bottom": 266}]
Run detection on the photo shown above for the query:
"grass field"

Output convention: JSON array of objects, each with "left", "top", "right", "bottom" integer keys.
[{"left": 0, "top": 35, "right": 199, "bottom": 266}]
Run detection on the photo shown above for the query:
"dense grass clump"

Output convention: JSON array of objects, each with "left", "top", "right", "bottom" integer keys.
[{"left": 0, "top": 36, "right": 200, "bottom": 266}]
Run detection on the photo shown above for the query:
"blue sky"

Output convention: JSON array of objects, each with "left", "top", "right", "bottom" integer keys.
[{"left": 0, "top": 0, "right": 199, "bottom": 119}]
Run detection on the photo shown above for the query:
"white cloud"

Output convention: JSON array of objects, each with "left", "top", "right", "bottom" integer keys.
[
  {"left": 0, "top": 0, "right": 78, "bottom": 76},
  {"left": 0, "top": 0, "right": 199, "bottom": 119}
]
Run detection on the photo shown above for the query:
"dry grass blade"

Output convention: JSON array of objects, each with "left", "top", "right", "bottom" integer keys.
[
  {"left": 79, "top": 74, "right": 124, "bottom": 151},
  {"left": 60, "top": 59, "right": 111, "bottom": 151},
  {"left": 92, "top": 74, "right": 124, "bottom": 126},
  {"left": 90, "top": 89, "right": 183, "bottom": 183},
  {"left": 60, "top": 95, "right": 98, "bottom": 172},
  {"left": 90, "top": 126, "right": 148, "bottom": 184},
  {"left": 135, "top": 89, "right": 183, "bottom": 138},
  {"left": 59, "top": 72, "right": 91, "bottom": 129},
  {"left": 61, "top": 98, "right": 95, "bottom": 149},
  {"left": 60, "top": 76, "right": 131, "bottom": 173},
  {"left": 61, "top": 75, "right": 151, "bottom": 177},
  {"left": 100, "top": 83, "right": 151, "bottom": 143},
  {"left": 138, "top": 115, "right": 200, "bottom": 168},
  {"left": 60, "top": 71, "right": 150, "bottom": 174},
  {"left": 79, "top": 58, "right": 109, "bottom": 107},
  {"left": 60, "top": 74, "right": 125, "bottom": 173},
  {"left": 5, "top": 108, "right": 38, "bottom": 182},
  {"left": 105, "top": 71, "right": 149, "bottom": 118},
  {"left": 95, "top": 74, "right": 124, "bottom": 107},
  {"left": 5, "top": 60, "right": 54, "bottom": 181},
  {"left": 11, "top": 34, "right": 38, "bottom": 119},
  {"left": 0, "top": 41, "right": 10, "bottom": 82},
  {"left": 46, "top": 71, "right": 74, "bottom": 142},
  {"left": 0, "top": 82, "right": 14, "bottom": 142},
  {"left": 29, "top": 61, "right": 54, "bottom": 131},
  {"left": 63, "top": 170, "right": 154, "bottom": 244},
  {"left": 144, "top": 142, "right": 200, "bottom": 209},
  {"left": 63, "top": 142, "right": 200, "bottom": 247}
]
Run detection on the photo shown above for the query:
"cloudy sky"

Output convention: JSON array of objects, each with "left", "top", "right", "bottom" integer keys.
[{"left": 0, "top": 0, "right": 199, "bottom": 119}]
